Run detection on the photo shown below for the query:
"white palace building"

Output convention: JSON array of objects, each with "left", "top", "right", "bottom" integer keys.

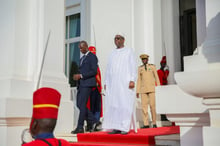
[{"left": 0, "top": 0, "right": 220, "bottom": 145}]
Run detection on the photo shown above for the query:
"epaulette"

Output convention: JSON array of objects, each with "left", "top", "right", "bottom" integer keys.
[{"left": 149, "top": 64, "right": 155, "bottom": 66}]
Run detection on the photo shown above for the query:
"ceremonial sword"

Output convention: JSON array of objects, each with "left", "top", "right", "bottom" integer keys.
[{"left": 21, "top": 30, "right": 51, "bottom": 144}]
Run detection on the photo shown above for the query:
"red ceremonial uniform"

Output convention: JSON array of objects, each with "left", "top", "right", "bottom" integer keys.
[
  {"left": 86, "top": 46, "right": 103, "bottom": 117},
  {"left": 157, "top": 69, "right": 169, "bottom": 85},
  {"left": 157, "top": 56, "right": 169, "bottom": 85},
  {"left": 22, "top": 138, "right": 71, "bottom": 146}
]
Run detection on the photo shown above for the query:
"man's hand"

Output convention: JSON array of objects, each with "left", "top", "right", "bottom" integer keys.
[
  {"left": 136, "top": 93, "right": 139, "bottom": 98},
  {"left": 73, "top": 74, "right": 81, "bottom": 80},
  {"left": 129, "top": 81, "right": 135, "bottom": 89}
]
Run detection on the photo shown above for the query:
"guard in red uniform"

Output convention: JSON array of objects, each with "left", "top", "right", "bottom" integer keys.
[
  {"left": 22, "top": 87, "right": 71, "bottom": 146},
  {"left": 157, "top": 56, "right": 169, "bottom": 85},
  {"left": 157, "top": 56, "right": 170, "bottom": 121},
  {"left": 86, "top": 46, "right": 103, "bottom": 131}
]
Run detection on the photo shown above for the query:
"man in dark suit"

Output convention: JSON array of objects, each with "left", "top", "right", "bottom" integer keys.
[{"left": 71, "top": 41, "right": 98, "bottom": 134}]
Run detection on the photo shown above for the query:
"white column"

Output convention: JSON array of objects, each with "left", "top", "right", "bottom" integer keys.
[
  {"left": 0, "top": 0, "right": 73, "bottom": 145},
  {"left": 142, "top": 0, "right": 155, "bottom": 63},
  {"left": 133, "top": 0, "right": 148, "bottom": 65},
  {"left": 196, "top": 0, "right": 206, "bottom": 47},
  {"left": 133, "top": 0, "right": 164, "bottom": 67},
  {"left": 161, "top": 0, "right": 181, "bottom": 84},
  {"left": 0, "top": 0, "right": 35, "bottom": 99},
  {"left": 153, "top": 0, "right": 163, "bottom": 68},
  {"left": 0, "top": 1, "right": 34, "bottom": 145}
]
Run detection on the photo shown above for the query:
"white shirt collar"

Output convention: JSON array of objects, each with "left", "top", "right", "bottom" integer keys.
[{"left": 84, "top": 51, "right": 90, "bottom": 56}]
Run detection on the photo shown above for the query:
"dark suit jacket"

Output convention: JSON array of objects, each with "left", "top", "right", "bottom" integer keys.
[{"left": 79, "top": 52, "right": 98, "bottom": 87}]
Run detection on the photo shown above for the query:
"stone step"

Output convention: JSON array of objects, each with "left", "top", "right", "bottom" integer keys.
[
  {"left": 155, "top": 134, "right": 180, "bottom": 146},
  {"left": 55, "top": 124, "right": 179, "bottom": 146},
  {"left": 56, "top": 131, "right": 180, "bottom": 146},
  {"left": 157, "top": 121, "right": 173, "bottom": 127},
  {"left": 55, "top": 133, "right": 77, "bottom": 142}
]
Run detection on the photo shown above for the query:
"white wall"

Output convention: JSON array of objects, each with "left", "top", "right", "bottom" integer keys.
[{"left": 89, "top": 0, "right": 134, "bottom": 84}]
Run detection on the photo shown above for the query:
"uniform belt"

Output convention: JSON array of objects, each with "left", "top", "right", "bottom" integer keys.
[{"left": 39, "top": 139, "right": 61, "bottom": 146}]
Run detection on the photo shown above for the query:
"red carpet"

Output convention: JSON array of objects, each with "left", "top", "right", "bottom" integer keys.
[{"left": 70, "top": 126, "right": 179, "bottom": 146}]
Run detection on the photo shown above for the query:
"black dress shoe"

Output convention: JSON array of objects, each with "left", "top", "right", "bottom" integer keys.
[
  {"left": 108, "top": 130, "right": 121, "bottom": 134},
  {"left": 89, "top": 122, "right": 97, "bottom": 132},
  {"left": 96, "top": 121, "right": 102, "bottom": 128},
  {"left": 153, "top": 124, "right": 157, "bottom": 128},
  {"left": 141, "top": 125, "right": 150, "bottom": 129},
  {"left": 85, "top": 124, "right": 92, "bottom": 132},
  {"left": 89, "top": 123, "right": 96, "bottom": 132},
  {"left": 120, "top": 131, "right": 128, "bottom": 135},
  {"left": 95, "top": 121, "right": 102, "bottom": 131},
  {"left": 90, "top": 121, "right": 102, "bottom": 132},
  {"left": 71, "top": 128, "right": 84, "bottom": 134}
]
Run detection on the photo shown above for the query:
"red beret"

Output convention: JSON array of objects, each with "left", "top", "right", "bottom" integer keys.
[{"left": 89, "top": 46, "right": 96, "bottom": 55}]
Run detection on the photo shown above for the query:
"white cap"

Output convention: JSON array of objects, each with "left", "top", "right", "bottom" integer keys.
[{"left": 115, "top": 32, "right": 126, "bottom": 39}]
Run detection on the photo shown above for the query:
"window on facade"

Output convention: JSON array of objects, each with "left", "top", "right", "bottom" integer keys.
[{"left": 65, "top": 13, "right": 80, "bottom": 87}]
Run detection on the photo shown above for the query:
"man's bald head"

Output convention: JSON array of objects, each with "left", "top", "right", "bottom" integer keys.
[{"left": 79, "top": 41, "right": 89, "bottom": 54}]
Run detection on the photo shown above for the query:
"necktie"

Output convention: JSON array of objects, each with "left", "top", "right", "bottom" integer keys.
[
  {"left": 144, "top": 64, "right": 147, "bottom": 71},
  {"left": 80, "top": 55, "right": 86, "bottom": 65}
]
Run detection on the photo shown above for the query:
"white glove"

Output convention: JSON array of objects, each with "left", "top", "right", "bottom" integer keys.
[{"left": 164, "top": 65, "right": 169, "bottom": 70}]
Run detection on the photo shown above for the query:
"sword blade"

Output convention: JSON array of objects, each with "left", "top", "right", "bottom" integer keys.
[{"left": 36, "top": 31, "right": 51, "bottom": 90}]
